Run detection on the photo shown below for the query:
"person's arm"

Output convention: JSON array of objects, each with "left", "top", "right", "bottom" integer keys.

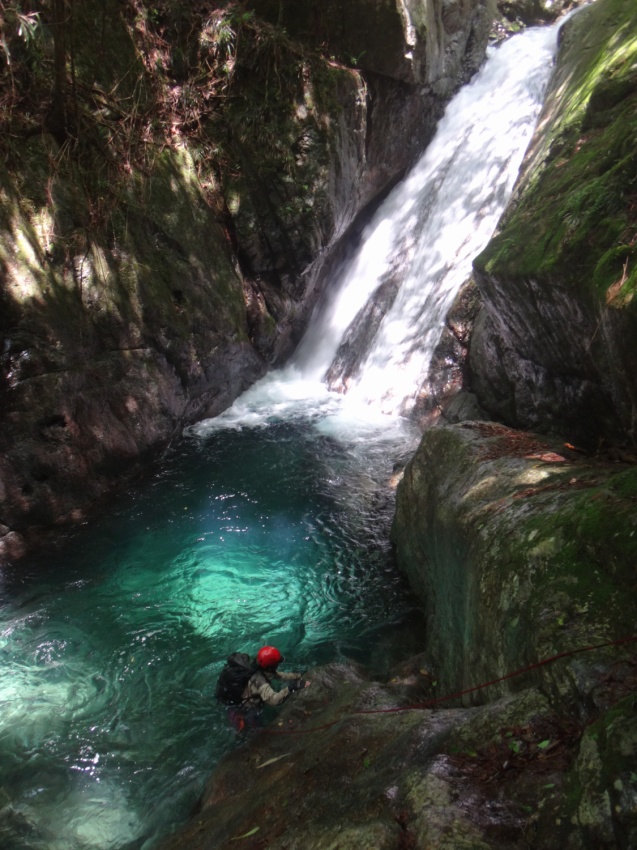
[
  {"left": 255, "top": 678, "right": 292, "bottom": 706},
  {"left": 273, "top": 670, "right": 311, "bottom": 691}
]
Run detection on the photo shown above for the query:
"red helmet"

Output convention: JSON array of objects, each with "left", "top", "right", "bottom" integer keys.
[{"left": 257, "top": 646, "right": 284, "bottom": 669}]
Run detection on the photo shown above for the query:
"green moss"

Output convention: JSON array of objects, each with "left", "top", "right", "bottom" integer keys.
[
  {"left": 496, "top": 467, "right": 637, "bottom": 644},
  {"left": 476, "top": 0, "right": 637, "bottom": 305},
  {"left": 561, "top": 694, "right": 637, "bottom": 835},
  {"left": 609, "top": 467, "right": 637, "bottom": 499}
]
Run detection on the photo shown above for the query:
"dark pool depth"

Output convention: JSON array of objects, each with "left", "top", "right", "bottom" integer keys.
[{"left": 0, "top": 420, "right": 426, "bottom": 850}]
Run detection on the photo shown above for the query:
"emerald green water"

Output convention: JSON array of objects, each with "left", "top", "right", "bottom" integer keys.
[
  {"left": 0, "top": 420, "right": 426, "bottom": 850},
  {"left": 0, "top": 20, "right": 564, "bottom": 848}
]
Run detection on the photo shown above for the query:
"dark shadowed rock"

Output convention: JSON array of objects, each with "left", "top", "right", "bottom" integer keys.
[
  {"left": 325, "top": 263, "right": 406, "bottom": 393},
  {"left": 0, "top": 0, "right": 497, "bottom": 557},
  {"left": 410, "top": 276, "right": 483, "bottom": 427}
]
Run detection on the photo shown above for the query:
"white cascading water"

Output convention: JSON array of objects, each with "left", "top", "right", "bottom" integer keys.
[
  {"left": 192, "top": 23, "right": 560, "bottom": 439},
  {"left": 0, "top": 24, "right": 566, "bottom": 850}
]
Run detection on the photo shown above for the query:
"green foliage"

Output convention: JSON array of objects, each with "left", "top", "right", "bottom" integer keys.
[
  {"left": 346, "top": 50, "right": 366, "bottom": 66},
  {"left": 0, "top": 2, "right": 48, "bottom": 131},
  {"left": 1, "top": 5, "right": 44, "bottom": 65}
]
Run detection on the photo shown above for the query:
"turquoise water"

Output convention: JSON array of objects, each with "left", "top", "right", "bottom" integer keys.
[
  {"left": 0, "top": 421, "right": 426, "bottom": 850},
  {"left": 0, "top": 21, "right": 563, "bottom": 848},
  {"left": 0, "top": 21, "right": 562, "bottom": 848}
]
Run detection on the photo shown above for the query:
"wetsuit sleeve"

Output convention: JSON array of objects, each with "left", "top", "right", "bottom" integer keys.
[
  {"left": 243, "top": 671, "right": 291, "bottom": 707},
  {"left": 276, "top": 670, "right": 301, "bottom": 681},
  {"left": 254, "top": 678, "right": 290, "bottom": 706}
]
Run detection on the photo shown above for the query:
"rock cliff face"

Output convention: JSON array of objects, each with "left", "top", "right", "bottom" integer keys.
[
  {"left": 0, "top": 145, "right": 262, "bottom": 559},
  {"left": 393, "top": 424, "right": 637, "bottom": 702},
  {"left": 0, "top": 0, "right": 495, "bottom": 560},
  {"left": 385, "top": 1, "right": 637, "bottom": 845},
  {"left": 470, "top": 0, "right": 637, "bottom": 451},
  {"left": 389, "top": 423, "right": 637, "bottom": 850}
]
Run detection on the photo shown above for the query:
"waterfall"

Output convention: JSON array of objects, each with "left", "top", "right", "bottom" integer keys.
[
  {"left": 0, "top": 24, "right": 566, "bottom": 850},
  {"left": 191, "top": 24, "right": 560, "bottom": 438}
]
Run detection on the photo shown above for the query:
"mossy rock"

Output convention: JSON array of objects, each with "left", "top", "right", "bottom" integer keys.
[
  {"left": 476, "top": 0, "right": 637, "bottom": 300},
  {"left": 470, "top": 0, "right": 637, "bottom": 448},
  {"left": 392, "top": 422, "right": 637, "bottom": 706}
]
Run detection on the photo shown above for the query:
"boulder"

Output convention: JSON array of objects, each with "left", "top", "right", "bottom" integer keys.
[{"left": 392, "top": 422, "right": 637, "bottom": 704}]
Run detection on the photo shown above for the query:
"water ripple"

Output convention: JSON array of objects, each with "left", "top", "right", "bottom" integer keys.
[{"left": 0, "top": 420, "right": 426, "bottom": 850}]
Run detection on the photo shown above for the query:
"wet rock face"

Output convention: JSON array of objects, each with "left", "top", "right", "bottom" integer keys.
[
  {"left": 0, "top": 143, "right": 265, "bottom": 557},
  {"left": 467, "top": 279, "right": 632, "bottom": 448},
  {"left": 158, "top": 657, "right": 637, "bottom": 849},
  {"left": 410, "top": 277, "right": 483, "bottom": 427},
  {"left": 325, "top": 271, "right": 483, "bottom": 425},
  {"left": 325, "top": 255, "right": 407, "bottom": 393},
  {"left": 471, "top": 0, "right": 637, "bottom": 451},
  {"left": 392, "top": 422, "right": 637, "bottom": 703},
  {"left": 156, "top": 659, "right": 510, "bottom": 850},
  {"left": 0, "top": 0, "right": 496, "bottom": 557}
]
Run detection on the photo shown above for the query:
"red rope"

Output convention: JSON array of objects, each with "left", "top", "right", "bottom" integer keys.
[{"left": 264, "top": 634, "right": 637, "bottom": 736}]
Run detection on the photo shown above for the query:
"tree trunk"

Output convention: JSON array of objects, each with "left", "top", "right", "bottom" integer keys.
[{"left": 49, "top": 0, "right": 67, "bottom": 141}]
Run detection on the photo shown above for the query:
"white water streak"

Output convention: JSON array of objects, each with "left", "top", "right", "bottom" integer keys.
[
  {"left": 294, "top": 26, "right": 559, "bottom": 415},
  {"left": 193, "top": 25, "right": 560, "bottom": 439}
]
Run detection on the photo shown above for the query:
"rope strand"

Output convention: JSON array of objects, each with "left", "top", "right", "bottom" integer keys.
[{"left": 264, "top": 634, "right": 637, "bottom": 736}]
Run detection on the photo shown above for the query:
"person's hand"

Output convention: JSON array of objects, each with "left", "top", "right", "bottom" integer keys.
[{"left": 288, "top": 679, "right": 309, "bottom": 692}]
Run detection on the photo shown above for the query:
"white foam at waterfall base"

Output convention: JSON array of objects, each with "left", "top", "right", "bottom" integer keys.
[
  {"left": 0, "top": 25, "right": 569, "bottom": 850},
  {"left": 194, "top": 22, "right": 560, "bottom": 441},
  {"left": 301, "top": 24, "right": 560, "bottom": 417},
  {"left": 188, "top": 366, "right": 410, "bottom": 448}
]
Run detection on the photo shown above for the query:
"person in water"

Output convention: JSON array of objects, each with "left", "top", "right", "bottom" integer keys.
[{"left": 224, "top": 645, "right": 310, "bottom": 731}]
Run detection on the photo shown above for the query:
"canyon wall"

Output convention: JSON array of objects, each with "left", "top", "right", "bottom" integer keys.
[
  {"left": 470, "top": 0, "right": 637, "bottom": 451},
  {"left": 0, "top": 0, "right": 495, "bottom": 559}
]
